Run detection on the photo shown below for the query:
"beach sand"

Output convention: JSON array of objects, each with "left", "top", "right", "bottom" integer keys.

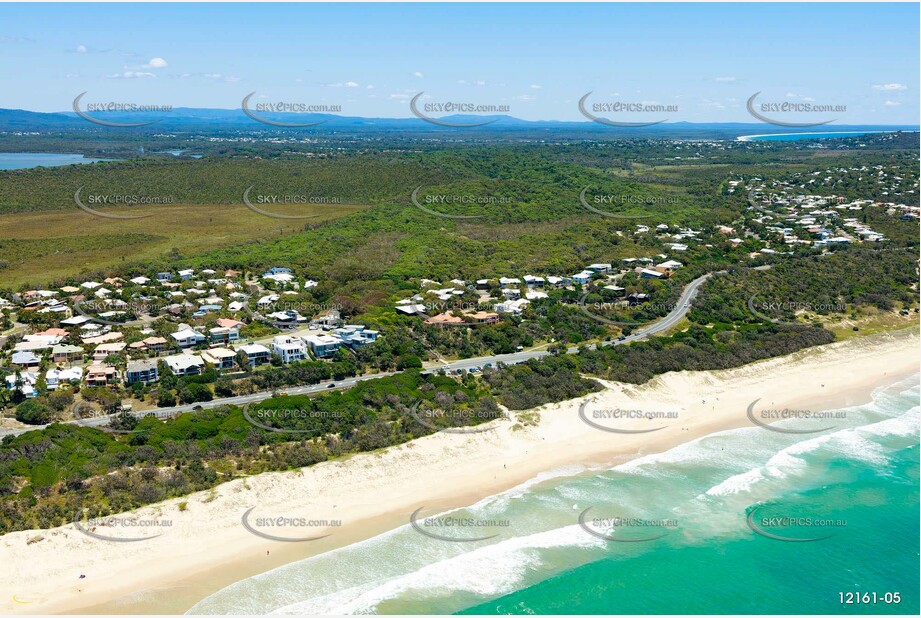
[{"left": 2, "top": 328, "right": 918, "bottom": 615}]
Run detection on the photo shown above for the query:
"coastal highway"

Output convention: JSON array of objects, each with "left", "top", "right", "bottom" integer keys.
[{"left": 0, "top": 273, "right": 712, "bottom": 438}]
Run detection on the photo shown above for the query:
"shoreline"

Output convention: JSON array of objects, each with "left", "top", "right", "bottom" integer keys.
[
  {"left": 735, "top": 129, "right": 899, "bottom": 142},
  {"left": 2, "top": 328, "right": 918, "bottom": 615}
]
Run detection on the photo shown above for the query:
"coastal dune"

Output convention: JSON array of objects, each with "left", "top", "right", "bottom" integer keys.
[{"left": 2, "top": 328, "right": 918, "bottom": 615}]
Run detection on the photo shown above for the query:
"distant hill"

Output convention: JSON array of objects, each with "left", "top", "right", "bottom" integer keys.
[{"left": 0, "top": 107, "right": 916, "bottom": 140}]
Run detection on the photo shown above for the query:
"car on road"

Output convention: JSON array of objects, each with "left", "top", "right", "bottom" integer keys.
[
  {"left": 327, "top": 383, "right": 336, "bottom": 388},
  {"left": 617, "top": 336, "right": 626, "bottom": 341}
]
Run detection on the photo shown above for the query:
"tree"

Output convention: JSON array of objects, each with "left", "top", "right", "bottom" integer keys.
[
  {"left": 46, "top": 389, "right": 74, "bottom": 414},
  {"left": 396, "top": 355, "right": 422, "bottom": 370},
  {"left": 15, "top": 399, "right": 55, "bottom": 425}
]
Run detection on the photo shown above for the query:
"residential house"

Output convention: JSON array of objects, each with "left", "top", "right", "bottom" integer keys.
[
  {"left": 310, "top": 309, "right": 342, "bottom": 330},
  {"left": 5, "top": 371, "right": 37, "bottom": 398},
  {"left": 171, "top": 328, "right": 206, "bottom": 348},
  {"left": 572, "top": 271, "right": 594, "bottom": 285},
  {"left": 305, "top": 334, "right": 343, "bottom": 359},
  {"left": 164, "top": 354, "right": 205, "bottom": 377},
  {"left": 235, "top": 343, "right": 271, "bottom": 367},
  {"left": 46, "top": 367, "right": 82, "bottom": 390},
  {"left": 85, "top": 364, "right": 118, "bottom": 387},
  {"left": 93, "top": 342, "right": 126, "bottom": 362},
  {"left": 271, "top": 336, "right": 308, "bottom": 363},
  {"left": 126, "top": 360, "right": 159, "bottom": 385},
  {"left": 201, "top": 347, "right": 238, "bottom": 370},
  {"left": 11, "top": 351, "right": 40, "bottom": 370},
  {"left": 52, "top": 344, "right": 83, "bottom": 364},
  {"left": 334, "top": 325, "right": 379, "bottom": 348},
  {"left": 494, "top": 298, "right": 530, "bottom": 315},
  {"left": 209, "top": 320, "right": 242, "bottom": 345},
  {"left": 523, "top": 275, "right": 545, "bottom": 288}
]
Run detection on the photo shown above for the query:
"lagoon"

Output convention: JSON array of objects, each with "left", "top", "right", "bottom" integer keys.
[{"left": 0, "top": 152, "right": 114, "bottom": 170}]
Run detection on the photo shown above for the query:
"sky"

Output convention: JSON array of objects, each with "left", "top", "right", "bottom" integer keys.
[{"left": 0, "top": 2, "right": 918, "bottom": 124}]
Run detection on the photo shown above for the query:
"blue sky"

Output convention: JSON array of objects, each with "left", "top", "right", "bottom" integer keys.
[{"left": 0, "top": 2, "right": 917, "bottom": 123}]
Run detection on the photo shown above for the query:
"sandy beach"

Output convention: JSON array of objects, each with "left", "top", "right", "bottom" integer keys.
[{"left": 2, "top": 328, "right": 918, "bottom": 615}]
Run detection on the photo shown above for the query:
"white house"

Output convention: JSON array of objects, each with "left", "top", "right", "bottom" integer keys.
[
  {"left": 271, "top": 336, "right": 308, "bottom": 363},
  {"left": 171, "top": 328, "right": 206, "bottom": 348},
  {"left": 46, "top": 367, "right": 82, "bottom": 390},
  {"left": 235, "top": 343, "right": 271, "bottom": 367},
  {"left": 164, "top": 354, "right": 205, "bottom": 377},
  {"left": 494, "top": 298, "right": 530, "bottom": 315}
]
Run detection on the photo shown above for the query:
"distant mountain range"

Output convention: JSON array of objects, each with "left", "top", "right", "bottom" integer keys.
[{"left": 0, "top": 107, "right": 917, "bottom": 139}]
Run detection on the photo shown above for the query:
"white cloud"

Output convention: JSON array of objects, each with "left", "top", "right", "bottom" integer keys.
[
  {"left": 224, "top": 76, "right": 240, "bottom": 83},
  {"left": 204, "top": 73, "right": 222, "bottom": 79},
  {"left": 389, "top": 93, "right": 411, "bottom": 100},
  {"left": 413, "top": 71, "right": 423, "bottom": 78},
  {"left": 366, "top": 84, "right": 374, "bottom": 89},
  {"left": 872, "top": 83, "right": 906, "bottom": 91},
  {"left": 328, "top": 81, "right": 359, "bottom": 88},
  {"left": 76, "top": 44, "right": 87, "bottom": 54},
  {"left": 143, "top": 57, "right": 168, "bottom": 69},
  {"left": 884, "top": 100, "right": 901, "bottom": 107},
  {"left": 530, "top": 84, "right": 542, "bottom": 89},
  {"left": 714, "top": 76, "right": 736, "bottom": 83},
  {"left": 108, "top": 71, "right": 156, "bottom": 79}
]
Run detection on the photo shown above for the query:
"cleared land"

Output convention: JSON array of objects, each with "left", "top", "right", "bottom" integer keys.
[{"left": 0, "top": 201, "right": 368, "bottom": 287}]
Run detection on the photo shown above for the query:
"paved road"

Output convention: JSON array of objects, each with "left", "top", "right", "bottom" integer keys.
[{"left": 0, "top": 274, "right": 713, "bottom": 438}]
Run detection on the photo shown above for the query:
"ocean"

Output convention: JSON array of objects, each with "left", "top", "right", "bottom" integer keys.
[
  {"left": 187, "top": 375, "right": 920, "bottom": 615},
  {"left": 738, "top": 131, "right": 896, "bottom": 142}
]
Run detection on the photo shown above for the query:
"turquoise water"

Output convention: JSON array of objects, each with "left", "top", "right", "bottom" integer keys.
[
  {"left": 188, "top": 375, "right": 920, "bottom": 615},
  {"left": 741, "top": 131, "right": 894, "bottom": 142},
  {"left": 0, "top": 152, "right": 112, "bottom": 170}
]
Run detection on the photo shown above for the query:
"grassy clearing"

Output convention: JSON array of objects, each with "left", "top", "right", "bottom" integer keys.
[{"left": 0, "top": 201, "right": 368, "bottom": 287}]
